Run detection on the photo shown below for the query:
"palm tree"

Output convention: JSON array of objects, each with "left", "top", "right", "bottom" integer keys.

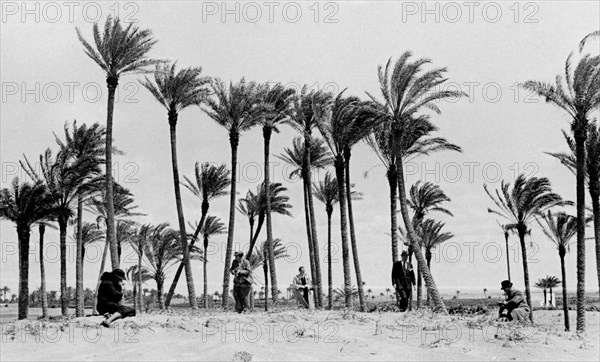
[
  {"left": 248, "top": 239, "right": 288, "bottom": 311},
  {"left": 418, "top": 219, "right": 453, "bottom": 306},
  {"left": 1, "top": 287, "right": 10, "bottom": 302},
  {"left": 0, "top": 178, "right": 55, "bottom": 319},
  {"left": 202, "top": 78, "right": 261, "bottom": 308},
  {"left": 537, "top": 211, "right": 590, "bottom": 331},
  {"left": 255, "top": 82, "right": 295, "bottom": 305},
  {"left": 200, "top": 216, "right": 226, "bottom": 308},
  {"left": 547, "top": 122, "right": 600, "bottom": 295},
  {"left": 34, "top": 221, "right": 55, "bottom": 319},
  {"left": 126, "top": 264, "right": 152, "bottom": 312},
  {"left": 56, "top": 121, "right": 105, "bottom": 317},
  {"left": 141, "top": 63, "right": 210, "bottom": 309},
  {"left": 313, "top": 171, "right": 339, "bottom": 310},
  {"left": 485, "top": 174, "right": 567, "bottom": 322},
  {"left": 367, "top": 52, "right": 465, "bottom": 313},
  {"left": 546, "top": 276, "right": 561, "bottom": 306},
  {"left": 333, "top": 285, "right": 358, "bottom": 303},
  {"left": 497, "top": 222, "right": 513, "bottom": 281},
  {"left": 535, "top": 278, "right": 549, "bottom": 307},
  {"left": 165, "top": 162, "right": 230, "bottom": 307},
  {"left": 22, "top": 147, "right": 99, "bottom": 316},
  {"left": 77, "top": 16, "right": 158, "bottom": 271},
  {"left": 522, "top": 53, "right": 600, "bottom": 331},
  {"left": 407, "top": 181, "right": 453, "bottom": 308},
  {"left": 287, "top": 87, "right": 335, "bottom": 308},
  {"left": 71, "top": 222, "right": 104, "bottom": 313},
  {"left": 132, "top": 223, "right": 201, "bottom": 309},
  {"left": 277, "top": 135, "right": 333, "bottom": 307}
]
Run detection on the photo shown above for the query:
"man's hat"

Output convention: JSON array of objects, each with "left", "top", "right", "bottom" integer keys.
[
  {"left": 401, "top": 250, "right": 408, "bottom": 256},
  {"left": 113, "top": 268, "right": 126, "bottom": 281},
  {"left": 500, "top": 280, "right": 512, "bottom": 289},
  {"left": 235, "top": 251, "right": 244, "bottom": 257}
]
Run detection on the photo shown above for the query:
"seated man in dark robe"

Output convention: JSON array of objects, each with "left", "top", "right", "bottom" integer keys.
[{"left": 97, "top": 268, "right": 136, "bottom": 327}]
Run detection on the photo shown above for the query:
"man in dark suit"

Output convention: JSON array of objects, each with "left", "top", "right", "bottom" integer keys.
[{"left": 391, "top": 250, "right": 416, "bottom": 312}]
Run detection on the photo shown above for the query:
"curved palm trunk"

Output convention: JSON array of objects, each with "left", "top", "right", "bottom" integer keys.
[
  {"left": 504, "top": 231, "right": 511, "bottom": 281},
  {"left": 106, "top": 77, "right": 119, "bottom": 270},
  {"left": 396, "top": 160, "right": 447, "bottom": 313},
  {"left": 344, "top": 150, "right": 365, "bottom": 312},
  {"left": 168, "top": 113, "right": 197, "bottom": 309},
  {"left": 559, "top": 247, "right": 570, "bottom": 331},
  {"left": 575, "top": 130, "right": 586, "bottom": 331},
  {"left": 517, "top": 227, "right": 534, "bottom": 322},
  {"left": 589, "top": 187, "right": 600, "bottom": 295},
  {"left": 327, "top": 209, "right": 333, "bottom": 310},
  {"left": 305, "top": 133, "right": 323, "bottom": 308},
  {"left": 204, "top": 236, "right": 209, "bottom": 308},
  {"left": 18, "top": 226, "right": 31, "bottom": 320},
  {"left": 165, "top": 201, "right": 209, "bottom": 308},
  {"left": 58, "top": 216, "right": 68, "bottom": 316},
  {"left": 92, "top": 237, "right": 109, "bottom": 315},
  {"left": 334, "top": 158, "right": 352, "bottom": 308},
  {"left": 263, "top": 127, "right": 278, "bottom": 304},
  {"left": 76, "top": 196, "right": 84, "bottom": 317},
  {"left": 246, "top": 215, "right": 264, "bottom": 259},
  {"left": 39, "top": 224, "right": 48, "bottom": 318},
  {"left": 222, "top": 132, "right": 240, "bottom": 308}
]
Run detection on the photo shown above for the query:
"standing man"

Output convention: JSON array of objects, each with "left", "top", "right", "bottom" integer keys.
[
  {"left": 230, "top": 251, "right": 253, "bottom": 313},
  {"left": 498, "top": 280, "right": 530, "bottom": 322},
  {"left": 292, "top": 266, "right": 312, "bottom": 309},
  {"left": 391, "top": 250, "right": 415, "bottom": 312}
]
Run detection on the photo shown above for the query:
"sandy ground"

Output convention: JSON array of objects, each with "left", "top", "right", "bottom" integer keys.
[{"left": 1, "top": 309, "right": 599, "bottom": 361}]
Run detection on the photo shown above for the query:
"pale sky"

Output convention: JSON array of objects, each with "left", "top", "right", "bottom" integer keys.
[{"left": 1, "top": 1, "right": 599, "bottom": 301}]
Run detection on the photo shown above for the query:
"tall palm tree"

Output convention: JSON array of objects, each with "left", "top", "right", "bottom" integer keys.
[
  {"left": 367, "top": 52, "right": 465, "bottom": 313},
  {"left": 22, "top": 148, "right": 98, "bottom": 316},
  {"left": 255, "top": 82, "right": 295, "bottom": 304},
  {"left": 547, "top": 122, "right": 600, "bottom": 294},
  {"left": 407, "top": 181, "right": 453, "bottom": 308},
  {"left": 313, "top": 172, "right": 362, "bottom": 309},
  {"left": 56, "top": 121, "right": 105, "bottom": 317},
  {"left": 165, "top": 162, "right": 230, "bottom": 307},
  {"left": 202, "top": 78, "right": 261, "bottom": 308},
  {"left": 141, "top": 63, "right": 210, "bottom": 309},
  {"left": 0, "top": 178, "right": 55, "bottom": 319},
  {"left": 522, "top": 53, "right": 600, "bottom": 331},
  {"left": 485, "top": 174, "right": 567, "bottom": 322},
  {"left": 200, "top": 216, "right": 226, "bottom": 308},
  {"left": 537, "top": 211, "right": 590, "bottom": 331},
  {"left": 77, "top": 16, "right": 158, "bottom": 271},
  {"left": 287, "top": 87, "right": 334, "bottom": 308},
  {"left": 277, "top": 136, "right": 332, "bottom": 307}
]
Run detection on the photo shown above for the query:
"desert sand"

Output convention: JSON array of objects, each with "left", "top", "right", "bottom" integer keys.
[{"left": 1, "top": 309, "right": 599, "bottom": 361}]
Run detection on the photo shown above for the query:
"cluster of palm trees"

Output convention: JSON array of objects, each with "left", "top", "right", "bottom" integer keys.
[{"left": 1, "top": 15, "right": 597, "bottom": 332}]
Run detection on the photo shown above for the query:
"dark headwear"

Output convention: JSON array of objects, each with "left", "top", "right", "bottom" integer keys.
[
  {"left": 235, "top": 251, "right": 244, "bottom": 257},
  {"left": 113, "top": 268, "right": 126, "bottom": 281},
  {"left": 500, "top": 280, "right": 512, "bottom": 289},
  {"left": 401, "top": 250, "right": 408, "bottom": 257}
]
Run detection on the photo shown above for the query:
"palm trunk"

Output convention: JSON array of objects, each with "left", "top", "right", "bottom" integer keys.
[
  {"left": 247, "top": 218, "right": 256, "bottom": 310},
  {"left": 92, "top": 237, "right": 109, "bottom": 315},
  {"left": 137, "top": 243, "right": 143, "bottom": 313},
  {"left": 105, "top": 77, "right": 119, "bottom": 270},
  {"left": 222, "top": 132, "right": 239, "bottom": 308},
  {"left": 263, "top": 247, "right": 269, "bottom": 311},
  {"left": 334, "top": 157, "right": 352, "bottom": 308},
  {"left": 574, "top": 129, "right": 586, "bottom": 331},
  {"left": 39, "top": 224, "right": 48, "bottom": 318},
  {"left": 76, "top": 196, "right": 84, "bottom": 317},
  {"left": 589, "top": 187, "right": 600, "bottom": 295},
  {"left": 263, "top": 127, "right": 278, "bottom": 304},
  {"left": 426, "top": 250, "right": 431, "bottom": 306},
  {"left": 396, "top": 160, "right": 447, "bottom": 313},
  {"left": 549, "top": 287, "right": 554, "bottom": 306},
  {"left": 559, "top": 247, "right": 570, "bottom": 331},
  {"left": 156, "top": 276, "right": 164, "bottom": 309},
  {"left": 58, "top": 216, "right": 68, "bottom": 316},
  {"left": 204, "top": 235, "right": 209, "bottom": 308},
  {"left": 168, "top": 113, "right": 197, "bottom": 309},
  {"left": 416, "top": 252, "right": 423, "bottom": 309},
  {"left": 302, "top": 175, "right": 318, "bottom": 307},
  {"left": 165, "top": 201, "right": 209, "bottom": 308},
  {"left": 344, "top": 149, "right": 365, "bottom": 312},
  {"left": 305, "top": 133, "right": 323, "bottom": 308},
  {"left": 327, "top": 209, "right": 333, "bottom": 310},
  {"left": 388, "top": 167, "right": 399, "bottom": 263},
  {"left": 505, "top": 230, "right": 511, "bottom": 281},
  {"left": 18, "top": 226, "right": 30, "bottom": 320},
  {"left": 543, "top": 289, "right": 547, "bottom": 306},
  {"left": 517, "top": 226, "right": 534, "bottom": 322},
  {"left": 246, "top": 215, "right": 264, "bottom": 259}
]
